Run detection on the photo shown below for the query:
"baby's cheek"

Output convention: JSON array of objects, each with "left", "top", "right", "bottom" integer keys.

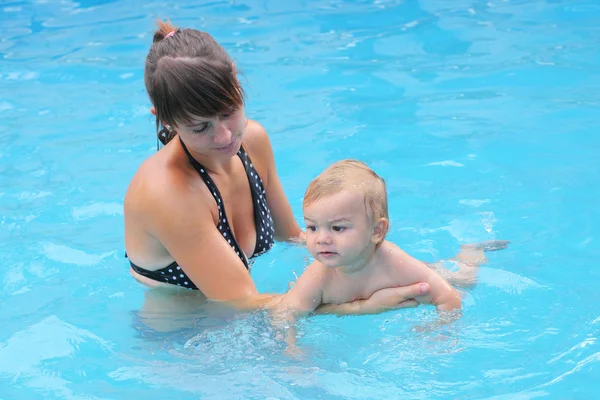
[{"left": 304, "top": 237, "right": 314, "bottom": 249}]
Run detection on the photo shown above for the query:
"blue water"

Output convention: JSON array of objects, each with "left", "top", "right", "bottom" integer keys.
[{"left": 1, "top": 0, "right": 599, "bottom": 398}]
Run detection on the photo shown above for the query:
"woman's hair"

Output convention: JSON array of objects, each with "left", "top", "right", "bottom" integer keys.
[
  {"left": 144, "top": 19, "right": 245, "bottom": 145},
  {"left": 304, "top": 159, "right": 389, "bottom": 239}
]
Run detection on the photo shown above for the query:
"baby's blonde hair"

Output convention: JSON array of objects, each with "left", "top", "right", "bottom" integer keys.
[{"left": 304, "top": 159, "right": 389, "bottom": 237}]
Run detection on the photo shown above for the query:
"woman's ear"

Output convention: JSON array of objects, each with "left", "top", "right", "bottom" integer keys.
[
  {"left": 150, "top": 106, "right": 156, "bottom": 116},
  {"left": 371, "top": 218, "right": 389, "bottom": 244}
]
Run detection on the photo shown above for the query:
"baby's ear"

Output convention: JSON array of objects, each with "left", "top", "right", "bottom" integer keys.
[{"left": 371, "top": 218, "right": 389, "bottom": 244}]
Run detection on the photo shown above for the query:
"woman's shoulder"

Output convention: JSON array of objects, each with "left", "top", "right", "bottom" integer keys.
[
  {"left": 241, "top": 119, "right": 275, "bottom": 180},
  {"left": 242, "top": 119, "right": 272, "bottom": 157},
  {"left": 125, "top": 142, "right": 206, "bottom": 216}
]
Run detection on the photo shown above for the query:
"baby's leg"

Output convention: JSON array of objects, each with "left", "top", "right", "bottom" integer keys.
[
  {"left": 428, "top": 240, "right": 509, "bottom": 289},
  {"left": 427, "top": 261, "right": 478, "bottom": 289}
]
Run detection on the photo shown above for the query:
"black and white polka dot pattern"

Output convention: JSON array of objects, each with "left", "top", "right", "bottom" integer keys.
[
  {"left": 129, "top": 139, "right": 276, "bottom": 290},
  {"left": 238, "top": 147, "right": 275, "bottom": 258}
]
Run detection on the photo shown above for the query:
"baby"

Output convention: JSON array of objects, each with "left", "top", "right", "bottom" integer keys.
[{"left": 275, "top": 160, "right": 507, "bottom": 349}]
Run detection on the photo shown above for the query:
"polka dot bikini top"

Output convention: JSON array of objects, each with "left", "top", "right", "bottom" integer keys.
[{"left": 128, "top": 138, "right": 275, "bottom": 290}]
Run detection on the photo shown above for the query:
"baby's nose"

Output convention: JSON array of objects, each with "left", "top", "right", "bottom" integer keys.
[{"left": 317, "top": 232, "right": 332, "bottom": 244}]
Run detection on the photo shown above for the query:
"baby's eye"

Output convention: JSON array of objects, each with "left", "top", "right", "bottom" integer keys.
[
  {"left": 332, "top": 226, "right": 346, "bottom": 232},
  {"left": 193, "top": 123, "right": 210, "bottom": 134},
  {"left": 306, "top": 225, "right": 317, "bottom": 232}
]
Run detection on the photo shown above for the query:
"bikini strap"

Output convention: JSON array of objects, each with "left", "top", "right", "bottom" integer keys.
[{"left": 178, "top": 137, "right": 249, "bottom": 268}]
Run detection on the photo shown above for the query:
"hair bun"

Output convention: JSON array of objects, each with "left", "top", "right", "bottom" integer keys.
[{"left": 153, "top": 19, "right": 177, "bottom": 43}]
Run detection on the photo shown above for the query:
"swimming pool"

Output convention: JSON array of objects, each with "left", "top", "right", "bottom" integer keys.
[{"left": 1, "top": 0, "right": 599, "bottom": 398}]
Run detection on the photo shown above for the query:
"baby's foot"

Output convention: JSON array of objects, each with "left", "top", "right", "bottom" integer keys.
[{"left": 462, "top": 240, "right": 510, "bottom": 252}]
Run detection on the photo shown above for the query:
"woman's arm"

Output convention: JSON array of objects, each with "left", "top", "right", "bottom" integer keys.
[
  {"left": 138, "top": 173, "right": 279, "bottom": 309},
  {"left": 228, "top": 280, "right": 431, "bottom": 315},
  {"left": 314, "top": 283, "right": 430, "bottom": 316}
]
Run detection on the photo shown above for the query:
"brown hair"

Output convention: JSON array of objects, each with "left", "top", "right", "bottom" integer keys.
[
  {"left": 304, "top": 159, "right": 389, "bottom": 237},
  {"left": 144, "top": 19, "right": 245, "bottom": 145}
]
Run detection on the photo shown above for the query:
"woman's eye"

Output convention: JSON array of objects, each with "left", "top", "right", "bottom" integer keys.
[
  {"left": 222, "top": 108, "right": 237, "bottom": 119},
  {"left": 332, "top": 226, "right": 346, "bottom": 232},
  {"left": 193, "top": 123, "right": 210, "bottom": 134}
]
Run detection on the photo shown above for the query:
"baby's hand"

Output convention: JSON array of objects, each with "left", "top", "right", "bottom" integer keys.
[
  {"left": 275, "top": 329, "right": 305, "bottom": 359},
  {"left": 284, "top": 344, "right": 305, "bottom": 360},
  {"left": 289, "top": 231, "right": 306, "bottom": 244}
]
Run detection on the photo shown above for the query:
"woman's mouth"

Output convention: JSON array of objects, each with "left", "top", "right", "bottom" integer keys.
[{"left": 215, "top": 137, "right": 239, "bottom": 152}]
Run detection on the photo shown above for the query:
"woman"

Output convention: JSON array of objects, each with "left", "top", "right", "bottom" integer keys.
[{"left": 124, "top": 20, "right": 428, "bottom": 314}]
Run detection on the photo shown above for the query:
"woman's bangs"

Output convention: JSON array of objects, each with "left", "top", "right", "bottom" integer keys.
[{"left": 165, "top": 61, "right": 243, "bottom": 126}]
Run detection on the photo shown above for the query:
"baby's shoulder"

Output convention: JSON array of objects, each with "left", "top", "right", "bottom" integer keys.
[
  {"left": 377, "top": 241, "right": 406, "bottom": 262},
  {"left": 303, "top": 260, "right": 332, "bottom": 279},
  {"left": 306, "top": 261, "right": 340, "bottom": 287},
  {"left": 377, "top": 241, "right": 419, "bottom": 271}
]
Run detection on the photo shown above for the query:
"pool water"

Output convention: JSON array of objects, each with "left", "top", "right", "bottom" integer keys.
[{"left": 1, "top": 0, "right": 599, "bottom": 398}]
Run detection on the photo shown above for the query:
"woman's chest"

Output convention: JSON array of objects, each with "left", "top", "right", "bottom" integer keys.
[{"left": 209, "top": 168, "right": 258, "bottom": 257}]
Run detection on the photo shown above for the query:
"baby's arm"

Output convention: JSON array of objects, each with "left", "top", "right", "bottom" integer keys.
[
  {"left": 276, "top": 261, "right": 325, "bottom": 315},
  {"left": 273, "top": 262, "right": 325, "bottom": 352},
  {"left": 390, "top": 247, "right": 462, "bottom": 312}
]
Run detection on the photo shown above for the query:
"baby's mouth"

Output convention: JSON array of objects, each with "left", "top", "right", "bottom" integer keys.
[{"left": 319, "top": 251, "right": 338, "bottom": 258}]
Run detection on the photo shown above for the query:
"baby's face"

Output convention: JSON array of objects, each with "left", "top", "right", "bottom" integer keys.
[{"left": 303, "top": 190, "right": 375, "bottom": 268}]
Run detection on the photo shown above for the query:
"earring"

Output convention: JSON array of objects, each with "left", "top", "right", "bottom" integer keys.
[{"left": 157, "top": 124, "right": 176, "bottom": 149}]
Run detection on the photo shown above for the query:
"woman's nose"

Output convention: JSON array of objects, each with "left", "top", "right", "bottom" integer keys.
[{"left": 213, "top": 120, "right": 232, "bottom": 145}]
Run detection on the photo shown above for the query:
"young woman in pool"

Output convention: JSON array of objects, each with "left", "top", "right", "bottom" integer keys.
[{"left": 124, "top": 19, "right": 429, "bottom": 314}]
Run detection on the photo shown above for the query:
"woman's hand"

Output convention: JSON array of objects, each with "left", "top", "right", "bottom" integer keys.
[{"left": 286, "top": 230, "right": 306, "bottom": 244}]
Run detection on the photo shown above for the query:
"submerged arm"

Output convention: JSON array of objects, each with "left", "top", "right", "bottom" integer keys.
[{"left": 273, "top": 263, "right": 324, "bottom": 352}]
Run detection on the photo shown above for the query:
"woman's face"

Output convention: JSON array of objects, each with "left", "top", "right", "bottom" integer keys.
[{"left": 176, "top": 107, "right": 246, "bottom": 158}]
